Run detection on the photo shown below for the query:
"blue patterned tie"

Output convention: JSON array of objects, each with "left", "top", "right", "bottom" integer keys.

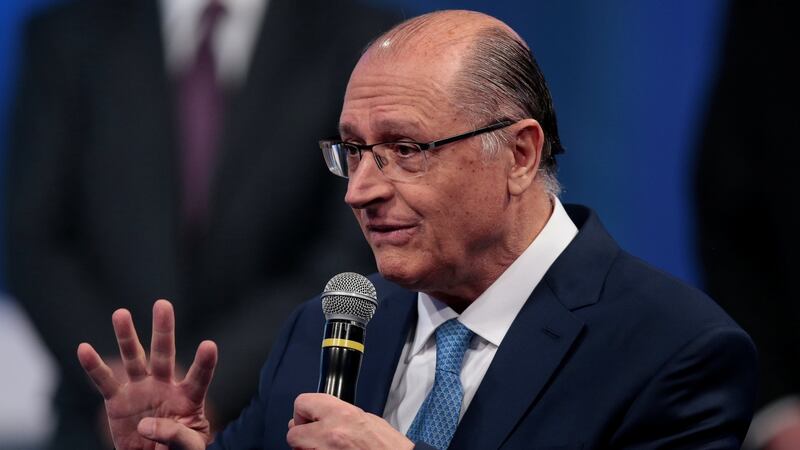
[{"left": 407, "top": 319, "right": 474, "bottom": 450}]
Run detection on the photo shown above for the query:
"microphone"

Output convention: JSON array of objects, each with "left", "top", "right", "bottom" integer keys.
[{"left": 317, "top": 272, "right": 378, "bottom": 404}]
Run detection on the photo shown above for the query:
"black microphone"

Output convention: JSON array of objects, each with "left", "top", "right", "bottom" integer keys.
[{"left": 317, "top": 272, "right": 378, "bottom": 404}]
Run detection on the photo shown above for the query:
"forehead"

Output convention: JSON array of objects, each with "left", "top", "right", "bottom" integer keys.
[{"left": 339, "top": 48, "right": 463, "bottom": 139}]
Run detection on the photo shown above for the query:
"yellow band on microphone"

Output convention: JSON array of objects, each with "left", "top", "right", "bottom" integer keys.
[{"left": 322, "top": 338, "right": 364, "bottom": 352}]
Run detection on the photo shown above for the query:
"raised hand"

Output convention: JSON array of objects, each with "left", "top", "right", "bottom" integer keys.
[{"left": 77, "top": 299, "right": 217, "bottom": 450}]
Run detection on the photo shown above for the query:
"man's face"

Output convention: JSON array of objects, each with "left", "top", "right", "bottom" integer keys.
[{"left": 340, "top": 48, "right": 514, "bottom": 297}]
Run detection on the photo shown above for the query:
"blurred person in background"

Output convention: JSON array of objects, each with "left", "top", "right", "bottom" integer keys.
[
  {"left": 4, "top": 0, "right": 397, "bottom": 448},
  {"left": 695, "top": 1, "right": 793, "bottom": 449}
]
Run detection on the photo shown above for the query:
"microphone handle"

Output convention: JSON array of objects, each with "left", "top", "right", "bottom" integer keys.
[{"left": 317, "top": 320, "right": 365, "bottom": 404}]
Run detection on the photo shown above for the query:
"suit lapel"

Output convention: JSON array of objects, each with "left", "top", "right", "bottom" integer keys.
[
  {"left": 356, "top": 287, "right": 417, "bottom": 416},
  {"left": 449, "top": 206, "right": 619, "bottom": 449},
  {"left": 449, "top": 283, "right": 585, "bottom": 449}
]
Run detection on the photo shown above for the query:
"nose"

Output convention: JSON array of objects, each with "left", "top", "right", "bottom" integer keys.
[{"left": 344, "top": 151, "right": 394, "bottom": 209}]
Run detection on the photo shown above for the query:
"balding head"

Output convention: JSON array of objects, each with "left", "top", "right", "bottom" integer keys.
[
  {"left": 359, "top": 10, "right": 563, "bottom": 195},
  {"left": 339, "top": 10, "right": 561, "bottom": 305},
  {"left": 365, "top": 10, "right": 515, "bottom": 60}
]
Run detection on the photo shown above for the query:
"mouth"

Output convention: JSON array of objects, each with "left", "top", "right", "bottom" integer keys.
[{"left": 364, "top": 222, "right": 419, "bottom": 246}]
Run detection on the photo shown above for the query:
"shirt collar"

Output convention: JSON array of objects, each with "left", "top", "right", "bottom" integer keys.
[
  {"left": 159, "top": 0, "right": 267, "bottom": 78},
  {"left": 410, "top": 197, "right": 578, "bottom": 355}
]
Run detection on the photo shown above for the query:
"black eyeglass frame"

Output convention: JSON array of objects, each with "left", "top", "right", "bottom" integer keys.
[{"left": 319, "top": 119, "right": 515, "bottom": 179}]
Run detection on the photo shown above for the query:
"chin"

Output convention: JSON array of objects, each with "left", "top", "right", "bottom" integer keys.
[{"left": 374, "top": 252, "right": 426, "bottom": 290}]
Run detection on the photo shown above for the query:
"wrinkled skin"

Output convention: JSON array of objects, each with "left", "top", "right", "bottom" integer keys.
[{"left": 77, "top": 300, "right": 216, "bottom": 450}]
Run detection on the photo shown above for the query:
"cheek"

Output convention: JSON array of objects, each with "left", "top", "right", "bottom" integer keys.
[
  {"left": 445, "top": 174, "right": 508, "bottom": 240},
  {"left": 425, "top": 188, "right": 502, "bottom": 248},
  {"left": 396, "top": 158, "right": 507, "bottom": 239}
]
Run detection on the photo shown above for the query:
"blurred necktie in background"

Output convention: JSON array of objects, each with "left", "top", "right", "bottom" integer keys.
[{"left": 179, "top": 0, "right": 226, "bottom": 234}]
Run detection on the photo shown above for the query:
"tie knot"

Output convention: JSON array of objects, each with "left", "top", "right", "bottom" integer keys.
[
  {"left": 200, "top": 0, "right": 226, "bottom": 32},
  {"left": 434, "top": 319, "right": 473, "bottom": 375}
]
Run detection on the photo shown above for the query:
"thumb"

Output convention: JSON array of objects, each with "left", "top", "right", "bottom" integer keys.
[{"left": 138, "top": 417, "right": 206, "bottom": 450}]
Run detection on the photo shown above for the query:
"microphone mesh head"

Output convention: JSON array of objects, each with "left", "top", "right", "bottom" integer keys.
[{"left": 321, "top": 272, "right": 378, "bottom": 325}]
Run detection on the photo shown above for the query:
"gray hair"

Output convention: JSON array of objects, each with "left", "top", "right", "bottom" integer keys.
[{"left": 453, "top": 27, "right": 565, "bottom": 196}]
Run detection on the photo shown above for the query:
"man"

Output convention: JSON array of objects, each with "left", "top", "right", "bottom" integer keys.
[
  {"left": 78, "top": 10, "right": 757, "bottom": 449},
  {"left": 5, "top": 0, "right": 394, "bottom": 448}
]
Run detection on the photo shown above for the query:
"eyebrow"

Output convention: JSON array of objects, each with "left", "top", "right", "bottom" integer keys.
[
  {"left": 338, "top": 118, "right": 426, "bottom": 142},
  {"left": 338, "top": 123, "right": 358, "bottom": 139}
]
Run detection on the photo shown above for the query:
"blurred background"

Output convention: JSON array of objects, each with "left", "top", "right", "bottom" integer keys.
[{"left": 1, "top": 0, "right": 786, "bottom": 449}]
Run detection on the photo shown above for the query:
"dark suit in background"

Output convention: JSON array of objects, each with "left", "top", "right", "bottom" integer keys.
[
  {"left": 4, "top": 0, "right": 397, "bottom": 448},
  {"left": 211, "top": 206, "right": 757, "bottom": 449}
]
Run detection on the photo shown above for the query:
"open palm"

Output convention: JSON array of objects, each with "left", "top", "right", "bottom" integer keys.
[{"left": 78, "top": 300, "right": 217, "bottom": 450}]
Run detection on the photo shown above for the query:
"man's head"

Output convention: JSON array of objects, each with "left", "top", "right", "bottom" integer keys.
[{"left": 336, "top": 11, "right": 563, "bottom": 308}]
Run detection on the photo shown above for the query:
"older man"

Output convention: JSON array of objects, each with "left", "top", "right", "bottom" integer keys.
[{"left": 78, "top": 10, "right": 757, "bottom": 450}]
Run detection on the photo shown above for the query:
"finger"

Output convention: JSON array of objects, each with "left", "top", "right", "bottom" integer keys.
[
  {"left": 149, "top": 299, "right": 176, "bottom": 381},
  {"left": 111, "top": 309, "right": 148, "bottom": 381},
  {"left": 293, "top": 395, "right": 313, "bottom": 427},
  {"left": 293, "top": 409, "right": 312, "bottom": 427},
  {"left": 286, "top": 421, "right": 326, "bottom": 450},
  {"left": 286, "top": 419, "right": 315, "bottom": 450},
  {"left": 137, "top": 417, "right": 206, "bottom": 450},
  {"left": 77, "top": 343, "right": 121, "bottom": 399},
  {"left": 181, "top": 340, "right": 218, "bottom": 405},
  {"left": 293, "top": 392, "right": 342, "bottom": 425}
]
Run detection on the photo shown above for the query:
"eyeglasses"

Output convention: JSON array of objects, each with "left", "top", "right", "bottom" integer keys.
[{"left": 319, "top": 119, "right": 514, "bottom": 182}]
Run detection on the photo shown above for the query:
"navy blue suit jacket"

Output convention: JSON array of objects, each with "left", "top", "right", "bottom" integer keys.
[{"left": 209, "top": 205, "right": 757, "bottom": 449}]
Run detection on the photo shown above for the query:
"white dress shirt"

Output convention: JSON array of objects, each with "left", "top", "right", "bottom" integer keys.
[
  {"left": 383, "top": 197, "right": 579, "bottom": 434},
  {"left": 159, "top": 0, "right": 269, "bottom": 86}
]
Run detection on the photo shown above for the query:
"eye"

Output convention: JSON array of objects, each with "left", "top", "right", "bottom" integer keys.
[
  {"left": 342, "top": 143, "right": 360, "bottom": 157},
  {"left": 387, "top": 142, "right": 421, "bottom": 158}
]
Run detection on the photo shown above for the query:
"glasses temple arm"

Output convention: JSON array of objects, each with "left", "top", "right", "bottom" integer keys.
[{"left": 425, "top": 120, "right": 514, "bottom": 150}]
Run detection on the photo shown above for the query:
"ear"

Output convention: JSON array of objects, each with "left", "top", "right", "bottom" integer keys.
[{"left": 507, "top": 119, "right": 544, "bottom": 196}]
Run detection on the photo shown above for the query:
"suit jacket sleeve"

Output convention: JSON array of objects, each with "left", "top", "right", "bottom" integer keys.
[
  {"left": 207, "top": 303, "right": 304, "bottom": 449},
  {"left": 609, "top": 326, "right": 758, "bottom": 449}
]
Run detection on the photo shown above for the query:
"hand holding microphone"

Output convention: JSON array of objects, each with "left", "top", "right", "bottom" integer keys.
[{"left": 287, "top": 272, "right": 414, "bottom": 450}]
